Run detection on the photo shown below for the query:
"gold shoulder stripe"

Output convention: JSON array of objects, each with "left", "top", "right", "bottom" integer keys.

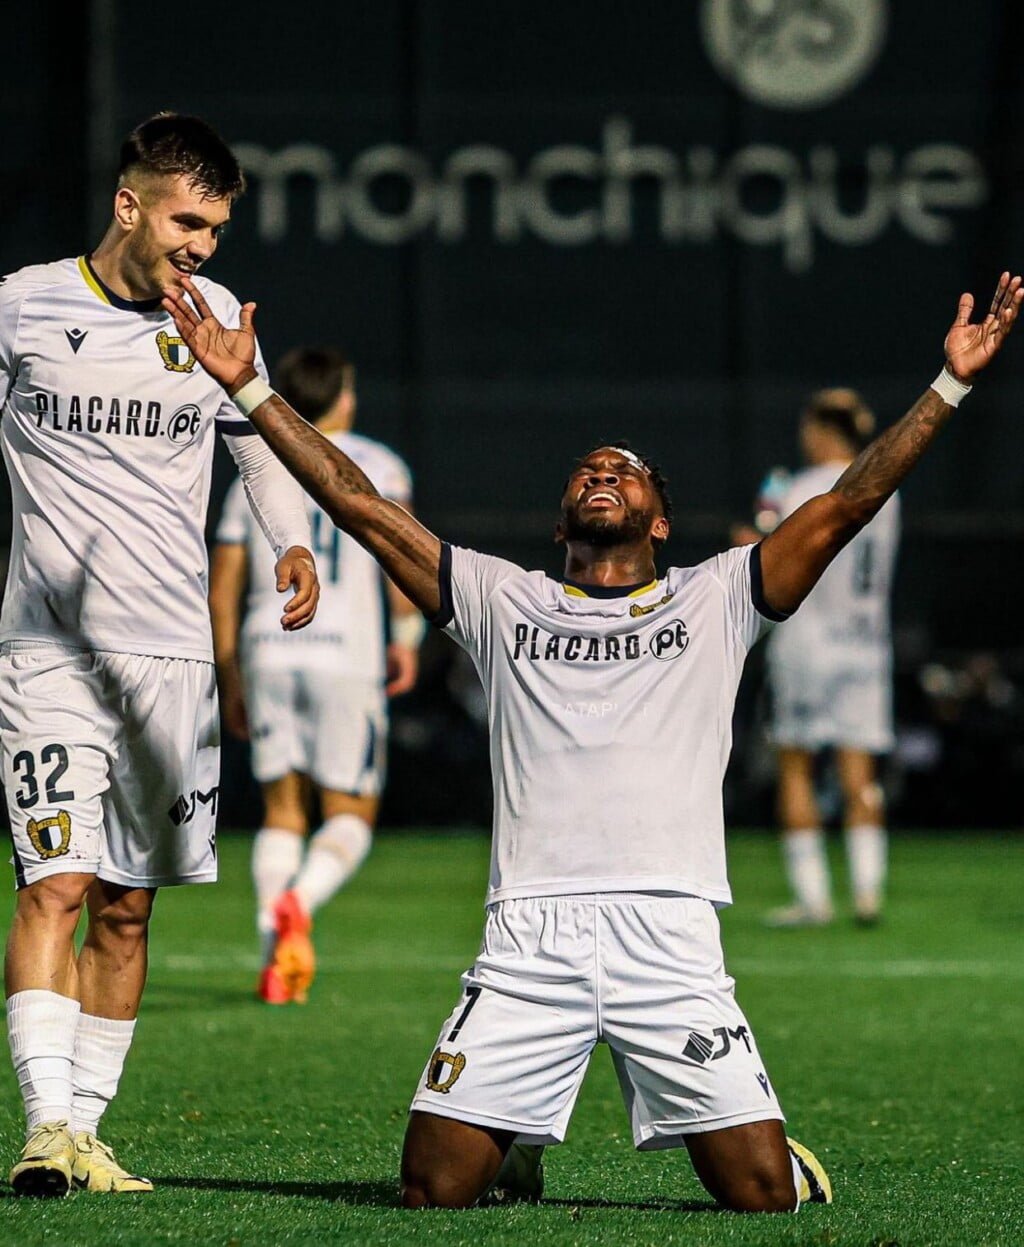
[
  {"left": 562, "top": 584, "right": 588, "bottom": 598},
  {"left": 627, "top": 580, "right": 659, "bottom": 598},
  {"left": 78, "top": 256, "right": 111, "bottom": 305}
]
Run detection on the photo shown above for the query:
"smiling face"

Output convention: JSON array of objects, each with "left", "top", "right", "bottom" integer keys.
[
  {"left": 558, "top": 446, "right": 670, "bottom": 551},
  {"left": 115, "top": 173, "right": 232, "bottom": 298}
]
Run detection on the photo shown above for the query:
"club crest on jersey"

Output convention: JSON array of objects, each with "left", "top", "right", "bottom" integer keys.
[
  {"left": 425, "top": 1047, "right": 466, "bottom": 1093},
  {"left": 156, "top": 330, "right": 196, "bottom": 373},
  {"left": 27, "top": 811, "right": 72, "bottom": 859}
]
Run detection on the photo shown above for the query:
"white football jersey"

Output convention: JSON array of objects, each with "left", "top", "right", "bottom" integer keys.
[
  {"left": 217, "top": 429, "right": 412, "bottom": 680},
  {"left": 767, "top": 461, "right": 899, "bottom": 671},
  {"left": 437, "top": 542, "right": 779, "bottom": 905},
  {"left": 0, "top": 257, "right": 270, "bottom": 661}
]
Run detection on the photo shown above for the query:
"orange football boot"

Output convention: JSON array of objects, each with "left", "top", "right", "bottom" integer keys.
[
  {"left": 271, "top": 890, "right": 315, "bottom": 1004},
  {"left": 256, "top": 962, "right": 292, "bottom": 1005}
]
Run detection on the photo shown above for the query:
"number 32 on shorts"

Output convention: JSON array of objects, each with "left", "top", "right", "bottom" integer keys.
[{"left": 11, "top": 743, "right": 76, "bottom": 810}]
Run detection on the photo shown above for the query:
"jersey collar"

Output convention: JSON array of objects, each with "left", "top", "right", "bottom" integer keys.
[
  {"left": 78, "top": 255, "right": 162, "bottom": 313},
  {"left": 561, "top": 577, "right": 659, "bottom": 600}
]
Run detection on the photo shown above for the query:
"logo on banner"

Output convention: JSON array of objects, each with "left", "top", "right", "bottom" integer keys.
[{"left": 700, "top": 0, "right": 888, "bottom": 110}]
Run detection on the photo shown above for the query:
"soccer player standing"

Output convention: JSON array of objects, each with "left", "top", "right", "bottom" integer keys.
[
  {"left": 759, "top": 391, "right": 899, "bottom": 927},
  {"left": 164, "top": 270, "right": 1020, "bottom": 1212},
  {"left": 0, "top": 114, "right": 318, "bottom": 1196},
  {"left": 209, "top": 346, "right": 423, "bottom": 1003}
]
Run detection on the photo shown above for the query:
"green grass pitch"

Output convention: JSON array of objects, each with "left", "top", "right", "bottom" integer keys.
[{"left": 0, "top": 830, "right": 1022, "bottom": 1245}]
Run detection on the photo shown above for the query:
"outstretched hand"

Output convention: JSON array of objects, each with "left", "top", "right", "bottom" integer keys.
[
  {"left": 162, "top": 277, "right": 258, "bottom": 393},
  {"left": 945, "top": 272, "right": 1023, "bottom": 382}
]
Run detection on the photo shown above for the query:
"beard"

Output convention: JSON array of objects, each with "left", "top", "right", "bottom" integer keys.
[{"left": 561, "top": 504, "right": 652, "bottom": 547}]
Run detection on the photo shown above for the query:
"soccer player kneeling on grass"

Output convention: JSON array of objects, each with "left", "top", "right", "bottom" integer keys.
[{"left": 163, "top": 269, "right": 1022, "bottom": 1212}]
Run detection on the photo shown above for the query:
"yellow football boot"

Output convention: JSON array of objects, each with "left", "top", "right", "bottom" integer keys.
[
  {"left": 10, "top": 1119, "right": 75, "bottom": 1198},
  {"left": 72, "top": 1132, "right": 153, "bottom": 1193},
  {"left": 787, "top": 1137, "right": 833, "bottom": 1205}
]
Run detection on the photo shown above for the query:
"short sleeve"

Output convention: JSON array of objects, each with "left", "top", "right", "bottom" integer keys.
[
  {"left": 0, "top": 276, "right": 22, "bottom": 406},
  {"left": 703, "top": 543, "right": 787, "bottom": 651},
  {"left": 214, "top": 477, "right": 251, "bottom": 545},
  {"left": 432, "top": 543, "right": 525, "bottom": 653}
]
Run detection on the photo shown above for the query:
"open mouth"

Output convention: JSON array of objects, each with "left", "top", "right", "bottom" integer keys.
[
  {"left": 169, "top": 258, "right": 197, "bottom": 276},
  {"left": 581, "top": 489, "right": 623, "bottom": 510}
]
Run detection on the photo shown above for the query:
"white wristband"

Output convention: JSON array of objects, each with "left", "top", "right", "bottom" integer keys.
[
  {"left": 392, "top": 612, "right": 427, "bottom": 650},
  {"left": 930, "top": 367, "right": 972, "bottom": 408},
  {"left": 232, "top": 376, "right": 275, "bottom": 417}
]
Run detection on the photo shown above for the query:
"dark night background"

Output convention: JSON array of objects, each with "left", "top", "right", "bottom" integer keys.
[{"left": 3, "top": 1, "right": 1024, "bottom": 827}]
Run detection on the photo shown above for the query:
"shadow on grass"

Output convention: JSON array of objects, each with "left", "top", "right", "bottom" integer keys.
[
  {"left": 544, "top": 1196, "right": 720, "bottom": 1213},
  {"left": 157, "top": 1176, "right": 399, "bottom": 1205},
  {"left": 154, "top": 1178, "right": 720, "bottom": 1214}
]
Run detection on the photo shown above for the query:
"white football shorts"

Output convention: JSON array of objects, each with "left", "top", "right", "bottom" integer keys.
[
  {"left": 409, "top": 894, "right": 785, "bottom": 1148},
  {"left": 769, "top": 655, "right": 894, "bottom": 753},
  {"left": 243, "top": 665, "right": 386, "bottom": 794},
  {"left": 0, "top": 644, "right": 219, "bottom": 890}
]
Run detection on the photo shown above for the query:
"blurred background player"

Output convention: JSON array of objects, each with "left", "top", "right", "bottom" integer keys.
[
  {"left": 0, "top": 114, "right": 317, "bottom": 1197},
  {"left": 740, "top": 390, "right": 900, "bottom": 927},
  {"left": 210, "top": 347, "right": 424, "bottom": 1003}
]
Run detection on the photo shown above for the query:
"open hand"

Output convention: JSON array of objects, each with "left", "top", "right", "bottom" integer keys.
[
  {"left": 276, "top": 546, "right": 319, "bottom": 631},
  {"left": 162, "top": 277, "right": 258, "bottom": 393},
  {"left": 944, "top": 272, "right": 1023, "bottom": 382}
]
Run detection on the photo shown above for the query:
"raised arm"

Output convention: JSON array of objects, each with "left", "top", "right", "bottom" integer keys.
[
  {"left": 759, "top": 273, "right": 1023, "bottom": 616},
  {"left": 162, "top": 280, "right": 442, "bottom": 617}
]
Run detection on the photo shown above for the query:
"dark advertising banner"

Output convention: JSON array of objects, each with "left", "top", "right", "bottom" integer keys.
[{"left": 10, "top": 1, "right": 1024, "bottom": 642}]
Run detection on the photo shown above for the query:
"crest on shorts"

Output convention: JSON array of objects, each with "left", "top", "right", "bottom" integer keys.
[
  {"left": 156, "top": 330, "right": 196, "bottom": 373},
  {"left": 425, "top": 1048, "right": 466, "bottom": 1094},
  {"left": 27, "top": 811, "right": 72, "bottom": 859}
]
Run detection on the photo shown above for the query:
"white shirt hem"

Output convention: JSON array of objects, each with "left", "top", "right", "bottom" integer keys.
[
  {"left": 0, "top": 631, "right": 214, "bottom": 663},
  {"left": 485, "top": 876, "right": 733, "bottom": 907}
]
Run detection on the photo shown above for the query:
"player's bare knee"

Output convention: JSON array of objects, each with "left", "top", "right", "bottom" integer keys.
[
  {"left": 400, "top": 1172, "right": 480, "bottom": 1210},
  {"left": 719, "top": 1170, "right": 797, "bottom": 1214},
  {"left": 16, "top": 874, "right": 91, "bottom": 926},
  {"left": 87, "top": 890, "right": 154, "bottom": 949}
]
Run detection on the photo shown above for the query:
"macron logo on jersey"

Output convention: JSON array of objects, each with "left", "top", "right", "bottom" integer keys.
[{"left": 64, "top": 328, "right": 87, "bottom": 355}]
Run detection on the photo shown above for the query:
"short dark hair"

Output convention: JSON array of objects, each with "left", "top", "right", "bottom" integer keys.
[
  {"left": 572, "top": 440, "right": 674, "bottom": 545},
  {"left": 119, "top": 113, "right": 245, "bottom": 201},
  {"left": 274, "top": 347, "right": 355, "bottom": 422},
  {"left": 803, "top": 387, "right": 875, "bottom": 451}
]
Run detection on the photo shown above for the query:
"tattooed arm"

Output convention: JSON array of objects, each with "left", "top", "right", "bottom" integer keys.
[
  {"left": 162, "top": 280, "right": 442, "bottom": 616},
  {"left": 759, "top": 273, "right": 1022, "bottom": 616}
]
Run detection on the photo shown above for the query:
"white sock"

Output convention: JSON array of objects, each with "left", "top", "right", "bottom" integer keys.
[
  {"left": 789, "top": 1151, "right": 804, "bottom": 1211},
  {"left": 782, "top": 829, "right": 832, "bottom": 915},
  {"left": 6, "top": 989, "right": 81, "bottom": 1134},
  {"left": 253, "top": 827, "right": 304, "bottom": 958},
  {"left": 71, "top": 1013, "right": 136, "bottom": 1137},
  {"left": 291, "top": 814, "right": 372, "bottom": 916},
  {"left": 845, "top": 824, "right": 887, "bottom": 909}
]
